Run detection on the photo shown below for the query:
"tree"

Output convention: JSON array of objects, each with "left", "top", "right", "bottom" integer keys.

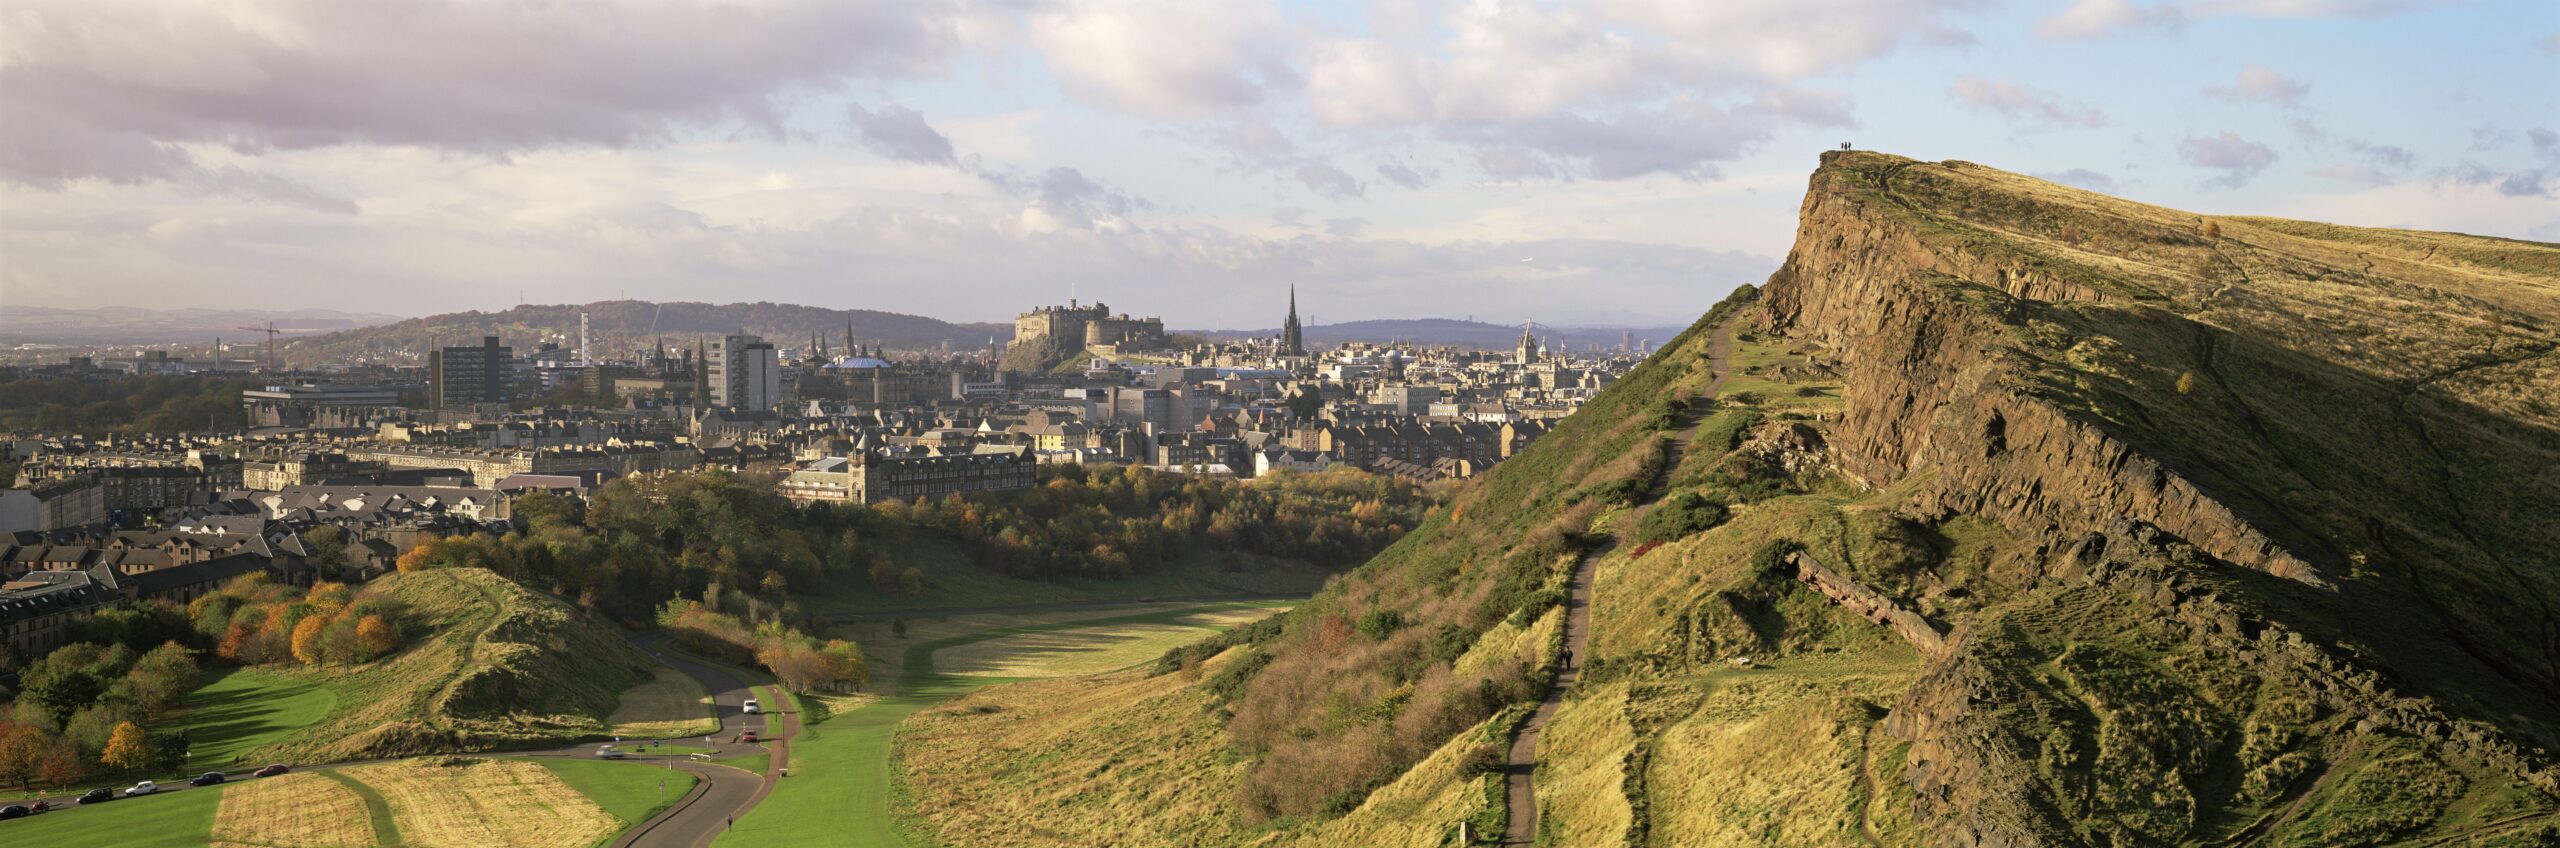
[
  {"left": 290, "top": 615, "right": 330, "bottom": 665},
  {"left": 100, "top": 721, "right": 152, "bottom": 774},
  {"left": 356, "top": 614, "right": 398, "bottom": 660},
  {"left": 37, "top": 740, "right": 88, "bottom": 787}
]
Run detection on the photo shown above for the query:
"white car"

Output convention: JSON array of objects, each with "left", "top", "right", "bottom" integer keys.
[
  {"left": 125, "top": 781, "right": 158, "bottom": 796},
  {"left": 742, "top": 698, "right": 761, "bottom": 715}
]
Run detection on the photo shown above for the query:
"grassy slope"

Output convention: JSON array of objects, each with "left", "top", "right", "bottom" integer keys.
[
  {"left": 0, "top": 785, "right": 230, "bottom": 848},
  {"left": 801, "top": 541, "right": 1335, "bottom": 615},
  {"left": 534, "top": 758, "right": 699, "bottom": 847},
  {"left": 245, "top": 567, "right": 658, "bottom": 764},
  {"left": 177, "top": 668, "right": 337, "bottom": 773},
  {"left": 714, "top": 601, "right": 1289, "bottom": 848}
]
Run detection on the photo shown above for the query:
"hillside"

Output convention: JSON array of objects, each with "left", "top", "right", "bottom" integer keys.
[
  {"left": 278, "top": 300, "right": 1010, "bottom": 367},
  {"left": 242, "top": 567, "right": 658, "bottom": 764},
  {"left": 890, "top": 152, "right": 2560, "bottom": 847}
]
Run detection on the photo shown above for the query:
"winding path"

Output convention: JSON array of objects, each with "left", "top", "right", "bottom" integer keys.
[{"left": 1502, "top": 315, "right": 1736, "bottom": 846}]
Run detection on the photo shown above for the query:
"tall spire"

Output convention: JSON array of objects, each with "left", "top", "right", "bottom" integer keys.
[{"left": 1282, "top": 285, "right": 1306, "bottom": 356}]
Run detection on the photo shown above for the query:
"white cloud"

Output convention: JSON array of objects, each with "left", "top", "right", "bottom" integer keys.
[
  {"left": 2039, "top": 0, "right": 2183, "bottom": 39},
  {"left": 1028, "top": 0, "right": 1293, "bottom": 117},
  {"left": 1950, "top": 76, "right": 2107, "bottom": 128}
]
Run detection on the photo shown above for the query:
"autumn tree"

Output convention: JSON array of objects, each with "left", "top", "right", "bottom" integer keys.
[
  {"left": 37, "top": 740, "right": 88, "bottom": 787},
  {"left": 356, "top": 614, "right": 398, "bottom": 659},
  {"left": 100, "top": 721, "right": 151, "bottom": 774}
]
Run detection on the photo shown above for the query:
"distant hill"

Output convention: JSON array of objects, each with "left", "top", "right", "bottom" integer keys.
[
  {"left": 1191, "top": 318, "right": 1688, "bottom": 351},
  {"left": 0, "top": 306, "right": 405, "bottom": 345},
  {"left": 278, "top": 300, "right": 1012, "bottom": 366}
]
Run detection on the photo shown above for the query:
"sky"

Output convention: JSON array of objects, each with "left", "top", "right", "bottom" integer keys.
[{"left": 2, "top": 0, "right": 2554, "bottom": 328}]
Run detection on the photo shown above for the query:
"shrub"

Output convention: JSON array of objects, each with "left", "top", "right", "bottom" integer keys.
[{"left": 1636, "top": 492, "right": 1729, "bottom": 544}]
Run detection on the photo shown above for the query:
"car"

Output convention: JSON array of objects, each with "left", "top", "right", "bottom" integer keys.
[
  {"left": 597, "top": 746, "right": 627, "bottom": 759},
  {"left": 735, "top": 730, "right": 760, "bottom": 743},
  {"left": 741, "top": 698, "right": 760, "bottom": 715},
  {"left": 190, "top": 772, "right": 226, "bottom": 787},
  {"left": 253, "top": 764, "right": 292, "bottom": 778},
  {"left": 125, "top": 781, "right": 158, "bottom": 796},
  {"left": 75, "top": 789, "right": 114, "bottom": 805},
  {"left": 0, "top": 805, "right": 27, "bottom": 820}
]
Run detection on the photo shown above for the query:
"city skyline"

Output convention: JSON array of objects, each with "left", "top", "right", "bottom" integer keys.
[{"left": 4, "top": 0, "right": 2555, "bottom": 327}]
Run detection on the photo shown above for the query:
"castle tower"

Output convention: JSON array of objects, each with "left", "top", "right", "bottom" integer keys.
[{"left": 1283, "top": 286, "right": 1307, "bottom": 356}]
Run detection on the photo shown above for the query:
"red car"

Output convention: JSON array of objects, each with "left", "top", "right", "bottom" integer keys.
[
  {"left": 734, "top": 731, "right": 760, "bottom": 744},
  {"left": 253, "top": 764, "right": 292, "bottom": 778}
]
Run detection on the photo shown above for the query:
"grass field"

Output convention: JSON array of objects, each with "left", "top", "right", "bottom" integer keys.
[
  {"left": 711, "top": 601, "right": 1290, "bottom": 848},
  {"left": 344, "top": 758, "right": 623, "bottom": 848},
  {"left": 0, "top": 783, "right": 228, "bottom": 848},
  {"left": 533, "top": 758, "right": 698, "bottom": 845},
  {"left": 211, "top": 771, "right": 376, "bottom": 847},
  {"left": 607, "top": 667, "right": 720, "bottom": 739},
  {"left": 177, "top": 668, "right": 337, "bottom": 772}
]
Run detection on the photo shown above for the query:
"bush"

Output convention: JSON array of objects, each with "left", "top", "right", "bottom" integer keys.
[{"left": 1636, "top": 492, "right": 1729, "bottom": 544}]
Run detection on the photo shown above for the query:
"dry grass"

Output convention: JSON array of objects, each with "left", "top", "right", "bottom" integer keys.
[
  {"left": 344, "top": 758, "right": 620, "bottom": 848},
  {"left": 606, "top": 666, "right": 717, "bottom": 738},
  {"left": 934, "top": 620, "right": 1237, "bottom": 678},
  {"left": 212, "top": 772, "right": 379, "bottom": 848},
  {"left": 1532, "top": 683, "right": 1637, "bottom": 846}
]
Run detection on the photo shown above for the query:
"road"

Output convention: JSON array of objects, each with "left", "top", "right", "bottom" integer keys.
[{"left": 1502, "top": 313, "right": 1735, "bottom": 846}]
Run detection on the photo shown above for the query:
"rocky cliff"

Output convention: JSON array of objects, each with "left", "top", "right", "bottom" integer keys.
[{"left": 1762, "top": 151, "right": 2560, "bottom": 845}]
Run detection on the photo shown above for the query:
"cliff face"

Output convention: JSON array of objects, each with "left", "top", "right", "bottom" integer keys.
[{"left": 1760, "top": 151, "right": 2560, "bottom": 845}]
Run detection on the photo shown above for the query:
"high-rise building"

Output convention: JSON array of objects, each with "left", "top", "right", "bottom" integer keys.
[
  {"left": 1282, "top": 286, "right": 1307, "bottom": 355},
  {"left": 430, "top": 336, "right": 514, "bottom": 408},
  {"left": 706, "top": 334, "right": 780, "bottom": 410}
]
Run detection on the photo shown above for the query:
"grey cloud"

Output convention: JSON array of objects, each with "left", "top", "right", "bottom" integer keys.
[
  {"left": 1374, "top": 159, "right": 1438, "bottom": 190},
  {"left": 2203, "top": 65, "right": 2310, "bottom": 107},
  {"left": 1295, "top": 162, "right": 1365, "bottom": 200},
  {"left": 847, "top": 103, "right": 959, "bottom": 166},
  {"left": 2034, "top": 169, "right": 2120, "bottom": 192},
  {"left": 1, "top": 0, "right": 966, "bottom": 188},
  {"left": 1950, "top": 76, "right": 2107, "bottom": 128},
  {"left": 2179, "top": 132, "right": 2278, "bottom": 188}
]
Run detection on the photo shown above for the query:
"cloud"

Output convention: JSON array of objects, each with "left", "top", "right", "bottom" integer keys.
[
  {"left": 1375, "top": 158, "right": 1439, "bottom": 190},
  {"left": 1950, "top": 76, "right": 2106, "bottom": 128},
  {"left": 1301, "top": 0, "right": 1944, "bottom": 181},
  {"left": 2041, "top": 0, "right": 2434, "bottom": 38},
  {"left": 2039, "top": 0, "right": 2182, "bottom": 39},
  {"left": 2203, "top": 65, "right": 2311, "bottom": 107},
  {"left": 1028, "top": 0, "right": 1293, "bottom": 117},
  {"left": 1295, "top": 162, "right": 1365, "bottom": 200},
  {"left": 847, "top": 103, "right": 959, "bottom": 166},
  {"left": 2034, "top": 169, "right": 2121, "bottom": 192},
  {"left": 0, "top": 0, "right": 970, "bottom": 198},
  {"left": 2179, "top": 132, "right": 2279, "bottom": 188}
]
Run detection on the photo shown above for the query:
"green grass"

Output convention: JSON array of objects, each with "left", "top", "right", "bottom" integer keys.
[
  {"left": 713, "top": 601, "right": 1289, "bottom": 848},
  {"left": 318, "top": 769, "right": 402, "bottom": 846},
  {"left": 176, "top": 667, "right": 337, "bottom": 773},
  {"left": 531, "top": 757, "right": 699, "bottom": 846},
  {"left": 0, "top": 783, "right": 228, "bottom": 847}
]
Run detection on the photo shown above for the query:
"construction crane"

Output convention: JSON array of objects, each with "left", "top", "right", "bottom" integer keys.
[{"left": 237, "top": 322, "right": 282, "bottom": 372}]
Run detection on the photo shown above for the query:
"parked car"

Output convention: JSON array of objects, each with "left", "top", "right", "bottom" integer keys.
[
  {"left": 597, "top": 746, "right": 627, "bottom": 759},
  {"left": 190, "top": 772, "right": 227, "bottom": 787},
  {"left": 735, "top": 730, "right": 760, "bottom": 743},
  {"left": 742, "top": 698, "right": 760, "bottom": 715},
  {"left": 124, "top": 781, "right": 158, "bottom": 796},
  {"left": 0, "top": 805, "right": 28, "bottom": 820},
  {"left": 253, "top": 764, "right": 292, "bottom": 778},
  {"left": 75, "top": 789, "right": 115, "bottom": 805}
]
